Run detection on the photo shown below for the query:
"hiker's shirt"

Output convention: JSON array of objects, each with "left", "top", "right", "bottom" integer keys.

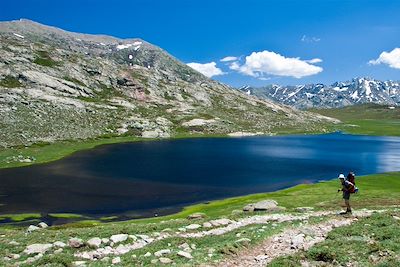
[{"left": 341, "top": 180, "right": 353, "bottom": 198}]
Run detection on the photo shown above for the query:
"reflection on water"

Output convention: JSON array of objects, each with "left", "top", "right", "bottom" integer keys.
[{"left": 0, "top": 133, "right": 399, "bottom": 218}]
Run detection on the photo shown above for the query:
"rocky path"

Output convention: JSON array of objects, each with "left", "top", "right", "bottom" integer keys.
[{"left": 217, "top": 210, "right": 379, "bottom": 267}]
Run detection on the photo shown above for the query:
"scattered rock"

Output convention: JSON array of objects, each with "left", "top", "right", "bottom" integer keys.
[
  {"left": 110, "top": 234, "right": 128, "bottom": 244},
  {"left": 24, "top": 243, "right": 53, "bottom": 255},
  {"left": 392, "top": 215, "right": 400, "bottom": 221},
  {"left": 209, "top": 218, "right": 233, "bottom": 227},
  {"left": 295, "top": 207, "right": 314, "bottom": 213},
  {"left": 27, "top": 225, "right": 40, "bottom": 233},
  {"left": 187, "top": 213, "right": 206, "bottom": 220},
  {"left": 203, "top": 222, "right": 212, "bottom": 228},
  {"left": 177, "top": 250, "right": 193, "bottom": 259},
  {"left": 53, "top": 241, "right": 66, "bottom": 248},
  {"left": 154, "top": 249, "right": 171, "bottom": 257},
  {"left": 186, "top": 224, "right": 201, "bottom": 230},
  {"left": 243, "top": 204, "right": 255, "bottom": 212},
  {"left": 38, "top": 222, "right": 49, "bottom": 228},
  {"left": 159, "top": 257, "right": 173, "bottom": 264},
  {"left": 87, "top": 237, "right": 102, "bottom": 248},
  {"left": 101, "top": 238, "right": 110, "bottom": 244},
  {"left": 254, "top": 200, "right": 279, "bottom": 211},
  {"left": 112, "top": 256, "right": 121, "bottom": 264},
  {"left": 9, "top": 240, "right": 20, "bottom": 246},
  {"left": 54, "top": 248, "right": 63, "bottom": 254},
  {"left": 151, "top": 259, "right": 158, "bottom": 264},
  {"left": 115, "top": 244, "right": 130, "bottom": 255},
  {"left": 69, "top": 238, "right": 84, "bottom": 248},
  {"left": 291, "top": 234, "right": 305, "bottom": 249},
  {"left": 72, "top": 261, "right": 87, "bottom": 266},
  {"left": 144, "top": 252, "right": 152, "bottom": 257}
]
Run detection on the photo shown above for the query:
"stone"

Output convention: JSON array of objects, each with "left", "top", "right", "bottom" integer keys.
[
  {"left": 101, "top": 238, "right": 110, "bottom": 244},
  {"left": 112, "top": 257, "right": 121, "bottom": 264},
  {"left": 129, "top": 235, "right": 137, "bottom": 241},
  {"left": 72, "top": 261, "right": 86, "bottom": 266},
  {"left": 87, "top": 237, "right": 102, "bottom": 248},
  {"left": 144, "top": 252, "right": 152, "bottom": 257},
  {"left": 254, "top": 200, "right": 278, "bottom": 211},
  {"left": 159, "top": 257, "right": 173, "bottom": 264},
  {"left": 392, "top": 215, "right": 400, "bottom": 221},
  {"left": 186, "top": 224, "right": 201, "bottom": 230},
  {"left": 243, "top": 204, "right": 255, "bottom": 212},
  {"left": 151, "top": 259, "right": 159, "bottom": 264},
  {"left": 110, "top": 234, "right": 128, "bottom": 244},
  {"left": 203, "top": 222, "right": 212, "bottom": 228},
  {"left": 27, "top": 225, "right": 40, "bottom": 232},
  {"left": 53, "top": 241, "right": 67, "bottom": 248},
  {"left": 291, "top": 234, "right": 305, "bottom": 249},
  {"left": 115, "top": 244, "right": 130, "bottom": 255},
  {"left": 177, "top": 250, "right": 193, "bottom": 259},
  {"left": 38, "top": 222, "right": 49, "bottom": 228},
  {"left": 154, "top": 249, "right": 171, "bottom": 257},
  {"left": 209, "top": 218, "right": 233, "bottom": 227},
  {"left": 187, "top": 213, "right": 206, "bottom": 220},
  {"left": 295, "top": 207, "right": 314, "bottom": 213},
  {"left": 24, "top": 243, "right": 53, "bottom": 255},
  {"left": 54, "top": 248, "right": 63, "bottom": 254},
  {"left": 69, "top": 238, "right": 84, "bottom": 248},
  {"left": 9, "top": 240, "right": 19, "bottom": 245}
]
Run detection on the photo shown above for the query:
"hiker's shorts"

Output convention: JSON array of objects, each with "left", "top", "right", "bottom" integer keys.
[{"left": 343, "top": 192, "right": 350, "bottom": 200}]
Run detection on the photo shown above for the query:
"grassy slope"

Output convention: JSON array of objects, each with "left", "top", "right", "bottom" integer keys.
[
  {"left": 0, "top": 172, "right": 399, "bottom": 266},
  {"left": 310, "top": 104, "right": 400, "bottom": 136},
  {"left": 269, "top": 211, "right": 400, "bottom": 267}
]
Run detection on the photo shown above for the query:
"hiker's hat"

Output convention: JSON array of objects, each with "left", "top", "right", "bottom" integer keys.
[{"left": 338, "top": 174, "right": 345, "bottom": 179}]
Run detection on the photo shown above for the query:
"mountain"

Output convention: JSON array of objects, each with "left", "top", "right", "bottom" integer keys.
[
  {"left": 0, "top": 19, "right": 335, "bottom": 148},
  {"left": 240, "top": 78, "right": 400, "bottom": 110}
]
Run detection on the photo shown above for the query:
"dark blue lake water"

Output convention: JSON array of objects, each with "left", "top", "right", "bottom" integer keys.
[{"left": 0, "top": 133, "right": 400, "bottom": 219}]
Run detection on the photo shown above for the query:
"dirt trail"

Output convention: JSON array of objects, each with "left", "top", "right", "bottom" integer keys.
[{"left": 217, "top": 210, "right": 377, "bottom": 267}]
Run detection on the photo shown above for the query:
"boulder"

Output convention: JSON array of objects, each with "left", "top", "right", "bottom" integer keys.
[
  {"left": 243, "top": 204, "right": 255, "bottom": 212},
  {"left": 69, "top": 238, "right": 84, "bottom": 248},
  {"left": 53, "top": 241, "right": 66, "bottom": 248},
  {"left": 177, "top": 250, "right": 193, "bottom": 259},
  {"left": 110, "top": 234, "right": 128, "bottom": 244},
  {"left": 187, "top": 213, "right": 206, "bottom": 220},
  {"left": 254, "top": 200, "right": 278, "bottom": 211},
  {"left": 186, "top": 224, "right": 201, "bottom": 230},
  {"left": 87, "top": 237, "right": 102, "bottom": 248},
  {"left": 27, "top": 225, "right": 40, "bottom": 233},
  {"left": 159, "top": 257, "right": 173, "bottom": 264},
  {"left": 38, "top": 222, "right": 49, "bottom": 229},
  {"left": 24, "top": 243, "right": 53, "bottom": 255},
  {"left": 154, "top": 249, "right": 171, "bottom": 257}
]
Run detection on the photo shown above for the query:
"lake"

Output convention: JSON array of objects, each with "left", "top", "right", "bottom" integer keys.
[{"left": 1, "top": 133, "right": 400, "bottom": 221}]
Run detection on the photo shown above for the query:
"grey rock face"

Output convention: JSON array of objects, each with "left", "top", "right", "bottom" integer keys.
[{"left": 240, "top": 77, "right": 400, "bottom": 109}]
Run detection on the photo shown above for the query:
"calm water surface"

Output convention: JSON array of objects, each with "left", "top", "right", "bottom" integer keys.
[{"left": 0, "top": 133, "right": 399, "bottom": 219}]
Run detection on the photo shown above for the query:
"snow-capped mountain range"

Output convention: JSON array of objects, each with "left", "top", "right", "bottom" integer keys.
[{"left": 239, "top": 78, "right": 400, "bottom": 109}]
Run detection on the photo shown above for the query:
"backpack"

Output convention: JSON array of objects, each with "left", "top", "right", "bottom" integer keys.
[{"left": 347, "top": 172, "right": 358, "bottom": 193}]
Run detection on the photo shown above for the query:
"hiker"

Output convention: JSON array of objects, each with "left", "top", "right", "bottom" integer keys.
[{"left": 337, "top": 173, "right": 354, "bottom": 214}]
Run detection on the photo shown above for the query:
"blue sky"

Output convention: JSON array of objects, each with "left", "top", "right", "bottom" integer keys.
[{"left": 1, "top": 0, "right": 400, "bottom": 86}]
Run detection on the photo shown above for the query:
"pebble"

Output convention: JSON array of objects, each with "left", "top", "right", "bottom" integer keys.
[{"left": 144, "top": 252, "right": 152, "bottom": 257}]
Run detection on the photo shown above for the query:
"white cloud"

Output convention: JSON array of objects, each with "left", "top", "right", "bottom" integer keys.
[
  {"left": 220, "top": 56, "right": 238, "bottom": 62},
  {"left": 369, "top": 48, "right": 400, "bottom": 69},
  {"left": 186, "top": 62, "right": 225, "bottom": 77},
  {"left": 235, "top": 50, "right": 323, "bottom": 78},
  {"left": 301, "top": 35, "right": 321, "bottom": 43},
  {"left": 305, "top": 58, "right": 323, "bottom": 64},
  {"left": 228, "top": 61, "right": 240, "bottom": 71}
]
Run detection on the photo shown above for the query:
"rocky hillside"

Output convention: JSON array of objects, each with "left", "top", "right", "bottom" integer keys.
[
  {"left": 240, "top": 78, "right": 400, "bottom": 110},
  {"left": 0, "top": 19, "right": 334, "bottom": 148}
]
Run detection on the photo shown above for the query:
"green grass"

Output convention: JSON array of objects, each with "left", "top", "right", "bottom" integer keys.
[
  {"left": 0, "top": 75, "right": 22, "bottom": 88},
  {"left": 269, "top": 211, "right": 400, "bottom": 267},
  {"left": 33, "top": 50, "right": 59, "bottom": 67},
  {"left": 48, "top": 213, "right": 86, "bottom": 219},
  {"left": 0, "top": 172, "right": 398, "bottom": 266},
  {"left": 311, "top": 104, "right": 400, "bottom": 136},
  {"left": 0, "top": 213, "right": 41, "bottom": 222}
]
